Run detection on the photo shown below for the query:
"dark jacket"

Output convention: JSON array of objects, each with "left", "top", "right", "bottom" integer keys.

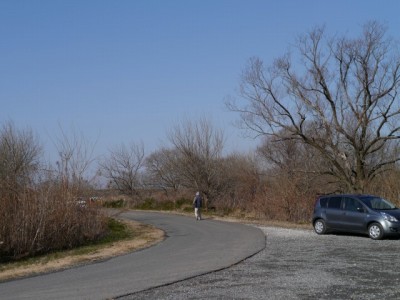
[{"left": 193, "top": 195, "right": 202, "bottom": 208}]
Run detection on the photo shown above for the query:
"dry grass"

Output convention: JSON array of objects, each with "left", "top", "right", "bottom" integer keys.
[
  {"left": 212, "top": 215, "right": 313, "bottom": 230},
  {"left": 0, "top": 220, "right": 164, "bottom": 282}
]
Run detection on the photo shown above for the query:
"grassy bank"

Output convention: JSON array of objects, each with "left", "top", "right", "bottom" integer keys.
[{"left": 0, "top": 217, "right": 164, "bottom": 282}]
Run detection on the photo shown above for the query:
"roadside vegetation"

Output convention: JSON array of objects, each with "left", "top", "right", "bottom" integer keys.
[
  {"left": 2, "top": 21, "right": 400, "bottom": 266},
  {"left": 0, "top": 218, "right": 163, "bottom": 281}
]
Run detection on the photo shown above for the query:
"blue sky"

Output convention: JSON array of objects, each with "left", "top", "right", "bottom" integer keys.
[{"left": 1, "top": 0, "right": 399, "bottom": 162}]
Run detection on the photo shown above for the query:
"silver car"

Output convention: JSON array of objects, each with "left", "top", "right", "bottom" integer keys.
[{"left": 312, "top": 194, "right": 400, "bottom": 240}]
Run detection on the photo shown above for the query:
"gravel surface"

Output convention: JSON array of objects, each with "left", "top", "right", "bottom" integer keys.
[{"left": 121, "top": 226, "right": 400, "bottom": 300}]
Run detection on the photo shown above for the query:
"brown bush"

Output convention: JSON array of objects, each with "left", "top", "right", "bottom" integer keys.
[{"left": 0, "top": 184, "right": 106, "bottom": 262}]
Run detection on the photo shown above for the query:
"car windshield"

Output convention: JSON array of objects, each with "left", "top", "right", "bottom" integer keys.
[{"left": 359, "top": 196, "right": 397, "bottom": 210}]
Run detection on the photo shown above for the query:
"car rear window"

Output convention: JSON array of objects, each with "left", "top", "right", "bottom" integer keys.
[
  {"left": 319, "top": 197, "right": 328, "bottom": 208},
  {"left": 327, "top": 196, "right": 342, "bottom": 209}
]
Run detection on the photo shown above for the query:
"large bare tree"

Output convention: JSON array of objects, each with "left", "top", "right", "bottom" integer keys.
[{"left": 228, "top": 21, "right": 400, "bottom": 192}]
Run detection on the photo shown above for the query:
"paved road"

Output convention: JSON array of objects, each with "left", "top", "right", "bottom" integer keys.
[{"left": 0, "top": 211, "right": 266, "bottom": 300}]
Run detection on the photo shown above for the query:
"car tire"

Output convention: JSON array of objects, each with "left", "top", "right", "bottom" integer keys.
[
  {"left": 314, "top": 219, "right": 327, "bottom": 235},
  {"left": 368, "top": 222, "right": 384, "bottom": 240}
]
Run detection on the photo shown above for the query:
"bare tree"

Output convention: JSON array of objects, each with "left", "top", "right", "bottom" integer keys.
[
  {"left": 0, "top": 121, "right": 42, "bottom": 196},
  {"left": 99, "top": 142, "right": 145, "bottom": 197},
  {"left": 256, "top": 133, "right": 331, "bottom": 189},
  {"left": 145, "top": 148, "right": 183, "bottom": 193},
  {"left": 168, "top": 117, "right": 225, "bottom": 207},
  {"left": 219, "top": 153, "right": 261, "bottom": 210},
  {"left": 227, "top": 21, "right": 400, "bottom": 192},
  {"left": 256, "top": 136, "right": 325, "bottom": 221},
  {"left": 52, "top": 126, "right": 97, "bottom": 193}
]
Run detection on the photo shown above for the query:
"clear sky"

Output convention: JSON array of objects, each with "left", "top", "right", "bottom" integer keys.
[{"left": 1, "top": 0, "right": 399, "bottom": 162}]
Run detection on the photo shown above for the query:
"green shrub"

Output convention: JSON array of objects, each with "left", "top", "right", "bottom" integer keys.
[
  {"left": 136, "top": 198, "right": 156, "bottom": 210},
  {"left": 182, "top": 206, "right": 194, "bottom": 213},
  {"left": 158, "top": 201, "right": 174, "bottom": 210},
  {"left": 103, "top": 199, "right": 125, "bottom": 208},
  {"left": 135, "top": 198, "right": 191, "bottom": 211},
  {"left": 98, "top": 218, "right": 131, "bottom": 243},
  {"left": 175, "top": 197, "right": 191, "bottom": 208}
]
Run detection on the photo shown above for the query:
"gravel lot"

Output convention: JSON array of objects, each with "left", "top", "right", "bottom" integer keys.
[{"left": 121, "top": 226, "right": 400, "bottom": 300}]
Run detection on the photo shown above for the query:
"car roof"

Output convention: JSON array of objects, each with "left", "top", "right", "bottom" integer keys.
[{"left": 318, "top": 194, "right": 377, "bottom": 198}]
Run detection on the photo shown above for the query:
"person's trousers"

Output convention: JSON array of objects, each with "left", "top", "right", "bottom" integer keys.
[{"left": 194, "top": 208, "right": 201, "bottom": 220}]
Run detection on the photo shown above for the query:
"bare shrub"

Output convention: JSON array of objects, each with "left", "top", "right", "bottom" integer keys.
[
  {"left": 366, "top": 169, "right": 400, "bottom": 205},
  {"left": 0, "top": 184, "right": 106, "bottom": 260},
  {"left": 0, "top": 123, "right": 107, "bottom": 261},
  {"left": 215, "top": 153, "right": 261, "bottom": 212}
]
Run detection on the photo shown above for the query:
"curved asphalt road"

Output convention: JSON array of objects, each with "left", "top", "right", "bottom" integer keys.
[{"left": 0, "top": 211, "right": 265, "bottom": 300}]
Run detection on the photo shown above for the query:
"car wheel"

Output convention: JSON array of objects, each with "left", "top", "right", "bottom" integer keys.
[
  {"left": 368, "top": 222, "right": 384, "bottom": 240},
  {"left": 314, "top": 219, "right": 327, "bottom": 235}
]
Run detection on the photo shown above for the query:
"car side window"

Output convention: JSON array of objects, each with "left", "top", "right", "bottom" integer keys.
[
  {"left": 319, "top": 197, "right": 328, "bottom": 208},
  {"left": 327, "top": 196, "right": 342, "bottom": 209},
  {"left": 343, "top": 197, "right": 363, "bottom": 212}
]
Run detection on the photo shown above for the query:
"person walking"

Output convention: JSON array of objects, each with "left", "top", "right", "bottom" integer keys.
[{"left": 193, "top": 191, "right": 202, "bottom": 221}]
